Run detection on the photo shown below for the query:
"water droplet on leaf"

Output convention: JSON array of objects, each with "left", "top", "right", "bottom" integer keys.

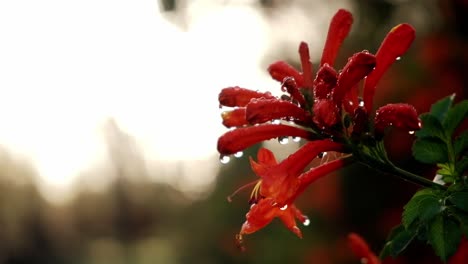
[{"left": 220, "top": 155, "right": 231, "bottom": 164}]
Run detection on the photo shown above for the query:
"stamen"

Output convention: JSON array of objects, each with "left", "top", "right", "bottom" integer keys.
[
  {"left": 250, "top": 180, "right": 263, "bottom": 202},
  {"left": 227, "top": 180, "right": 259, "bottom": 202}
]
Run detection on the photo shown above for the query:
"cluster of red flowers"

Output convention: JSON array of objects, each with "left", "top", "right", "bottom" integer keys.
[{"left": 217, "top": 9, "right": 422, "bottom": 247}]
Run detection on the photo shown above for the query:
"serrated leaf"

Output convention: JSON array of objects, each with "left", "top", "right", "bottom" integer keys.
[
  {"left": 380, "top": 225, "right": 416, "bottom": 259},
  {"left": 454, "top": 131, "right": 468, "bottom": 157},
  {"left": 413, "top": 138, "right": 448, "bottom": 164},
  {"left": 428, "top": 215, "right": 462, "bottom": 261},
  {"left": 416, "top": 113, "right": 446, "bottom": 139},
  {"left": 444, "top": 100, "right": 468, "bottom": 135},
  {"left": 430, "top": 94, "right": 455, "bottom": 122},
  {"left": 449, "top": 192, "right": 468, "bottom": 212}
]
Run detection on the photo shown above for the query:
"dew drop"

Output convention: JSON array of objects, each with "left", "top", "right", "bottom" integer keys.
[
  {"left": 220, "top": 155, "right": 231, "bottom": 164},
  {"left": 278, "top": 136, "right": 289, "bottom": 145},
  {"left": 272, "top": 119, "right": 281, "bottom": 125},
  {"left": 303, "top": 218, "right": 310, "bottom": 226},
  {"left": 292, "top": 136, "right": 301, "bottom": 142},
  {"left": 408, "top": 130, "right": 415, "bottom": 135},
  {"left": 396, "top": 56, "right": 401, "bottom": 61},
  {"left": 234, "top": 151, "right": 243, "bottom": 158},
  {"left": 318, "top": 152, "right": 327, "bottom": 158},
  {"left": 280, "top": 204, "right": 288, "bottom": 210}
]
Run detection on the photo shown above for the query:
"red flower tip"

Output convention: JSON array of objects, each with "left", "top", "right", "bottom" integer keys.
[
  {"left": 321, "top": 9, "right": 353, "bottom": 67},
  {"left": 268, "top": 61, "right": 304, "bottom": 87},
  {"left": 313, "top": 99, "right": 340, "bottom": 129},
  {"left": 347, "top": 233, "right": 381, "bottom": 264},
  {"left": 282, "top": 77, "right": 307, "bottom": 106},
  {"left": 313, "top": 64, "right": 338, "bottom": 100},
  {"left": 374, "top": 103, "right": 421, "bottom": 138},
  {"left": 221, "top": 108, "right": 247, "bottom": 128},
  {"left": 299, "top": 42, "right": 314, "bottom": 89},
  {"left": 219, "top": 86, "right": 274, "bottom": 107},
  {"left": 217, "top": 124, "right": 313, "bottom": 155},
  {"left": 246, "top": 98, "right": 310, "bottom": 124},
  {"left": 363, "top": 23, "right": 416, "bottom": 113},
  {"left": 334, "top": 51, "right": 376, "bottom": 105}
]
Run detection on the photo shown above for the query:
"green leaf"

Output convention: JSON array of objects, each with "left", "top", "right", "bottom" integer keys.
[
  {"left": 413, "top": 138, "right": 449, "bottom": 164},
  {"left": 428, "top": 215, "right": 462, "bottom": 261},
  {"left": 456, "top": 156, "right": 468, "bottom": 176},
  {"left": 380, "top": 225, "right": 417, "bottom": 259},
  {"left": 430, "top": 94, "right": 455, "bottom": 122},
  {"left": 418, "top": 196, "right": 443, "bottom": 221},
  {"left": 443, "top": 100, "right": 468, "bottom": 135},
  {"left": 416, "top": 113, "right": 446, "bottom": 139},
  {"left": 454, "top": 131, "right": 468, "bottom": 157},
  {"left": 449, "top": 192, "right": 468, "bottom": 212},
  {"left": 452, "top": 210, "right": 468, "bottom": 237}
]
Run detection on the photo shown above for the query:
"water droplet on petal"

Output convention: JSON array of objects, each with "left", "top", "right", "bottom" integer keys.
[
  {"left": 220, "top": 155, "right": 231, "bottom": 164},
  {"left": 280, "top": 204, "right": 288, "bottom": 210},
  {"left": 318, "top": 152, "right": 327, "bottom": 158},
  {"left": 292, "top": 136, "right": 301, "bottom": 142},
  {"left": 408, "top": 130, "right": 415, "bottom": 135},
  {"left": 272, "top": 119, "right": 281, "bottom": 125},
  {"left": 234, "top": 151, "right": 243, "bottom": 158},
  {"left": 278, "top": 136, "right": 289, "bottom": 144},
  {"left": 396, "top": 56, "right": 401, "bottom": 61},
  {"left": 303, "top": 218, "right": 310, "bottom": 226},
  {"left": 358, "top": 97, "right": 364, "bottom": 107}
]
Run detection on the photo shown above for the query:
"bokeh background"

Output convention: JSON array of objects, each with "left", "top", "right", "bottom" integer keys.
[{"left": 0, "top": 0, "right": 467, "bottom": 263}]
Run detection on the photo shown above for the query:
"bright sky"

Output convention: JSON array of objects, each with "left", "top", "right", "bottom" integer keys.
[{"left": 0, "top": 0, "right": 351, "bottom": 202}]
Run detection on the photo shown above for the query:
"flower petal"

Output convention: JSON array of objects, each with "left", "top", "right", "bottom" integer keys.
[
  {"left": 246, "top": 98, "right": 310, "bottom": 124},
  {"left": 320, "top": 9, "right": 353, "bottom": 67},
  {"left": 313, "top": 64, "right": 338, "bottom": 100},
  {"left": 221, "top": 108, "right": 247, "bottom": 128},
  {"left": 240, "top": 198, "right": 278, "bottom": 235},
  {"left": 277, "top": 205, "right": 303, "bottom": 238},
  {"left": 257, "top": 147, "right": 278, "bottom": 166},
  {"left": 219, "top": 86, "right": 274, "bottom": 107},
  {"left": 312, "top": 99, "right": 340, "bottom": 129},
  {"left": 363, "top": 24, "right": 416, "bottom": 113},
  {"left": 217, "top": 124, "right": 314, "bottom": 155},
  {"left": 268, "top": 61, "right": 304, "bottom": 87},
  {"left": 348, "top": 233, "right": 381, "bottom": 264},
  {"left": 374, "top": 103, "right": 421, "bottom": 139},
  {"left": 334, "top": 51, "right": 376, "bottom": 104},
  {"left": 299, "top": 42, "right": 314, "bottom": 90},
  {"left": 281, "top": 77, "right": 307, "bottom": 106}
]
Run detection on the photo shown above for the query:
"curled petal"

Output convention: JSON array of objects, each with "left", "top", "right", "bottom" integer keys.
[
  {"left": 334, "top": 52, "right": 376, "bottom": 104},
  {"left": 299, "top": 42, "right": 314, "bottom": 90},
  {"left": 246, "top": 98, "right": 310, "bottom": 124},
  {"left": 221, "top": 108, "right": 247, "bottom": 128},
  {"left": 313, "top": 99, "right": 340, "bottom": 129},
  {"left": 348, "top": 233, "right": 381, "bottom": 264},
  {"left": 282, "top": 77, "right": 307, "bottom": 106},
  {"left": 240, "top": 198, "right": 278, "bottom": 236},
  {"left": 374, "top": 103, "right": 421, "bottom": 138},
  {"left": 217, "top": 124, "right": 314, "bottom": 155},
  {"left": 313, "top": 64, "right": 338, "bottom": 100},
  {"left": 219, "top": 86, "right": 274, "bottom": 107},
  {"left": 321, "top": 9, "right": 353, "bottom": 66},
  {"left": 363, "top": 24, "right": 416, "bottom": 113},
  {"left": 281, "top": 139, "right": 346, "bottom": 176},
  {"left": 268, "top": 61, "right": 304, "bottom": 87}
]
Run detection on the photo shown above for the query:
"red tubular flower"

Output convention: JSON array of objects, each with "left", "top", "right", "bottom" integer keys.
[
  {"left": 246, "top": 98, "right": 310, "bottom": 124},
  {"left": 281, "top": 77, "right": 307, "bottom": 106},
  {"left": 221, "top": 108, "right": 248, "bottom": 128},
  {"left": 299, "top": 41, "right": 314, "bottom": 90},
  {"left": 313, "top": 64, "right": 338, "bottom": 100},
  {"left": 236, "top": 140, "right": 349, "bottom": 240},
  {"left": 374, "top": 103, "right": 421, "bottom": 138},
  {"left": 219, "top": 86, "right": 274, "bottom": 107},
  {"left": 320, "top": 9, "right": 353, "bottom": 67},
  {"left": 313, "top": 99, "right": 340, "bottom": 129},
  {"left": 348, "top": 233, "right": 381, "bottom": 264},
  {"left": 363, "top": 24, "right": 416, "bottom": 113},
  {"left": 268, "top": 61, "right": 304, "bottom": 87},
  {"left": 217, "top": 124, "right": 316, "bottom": 155}
]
